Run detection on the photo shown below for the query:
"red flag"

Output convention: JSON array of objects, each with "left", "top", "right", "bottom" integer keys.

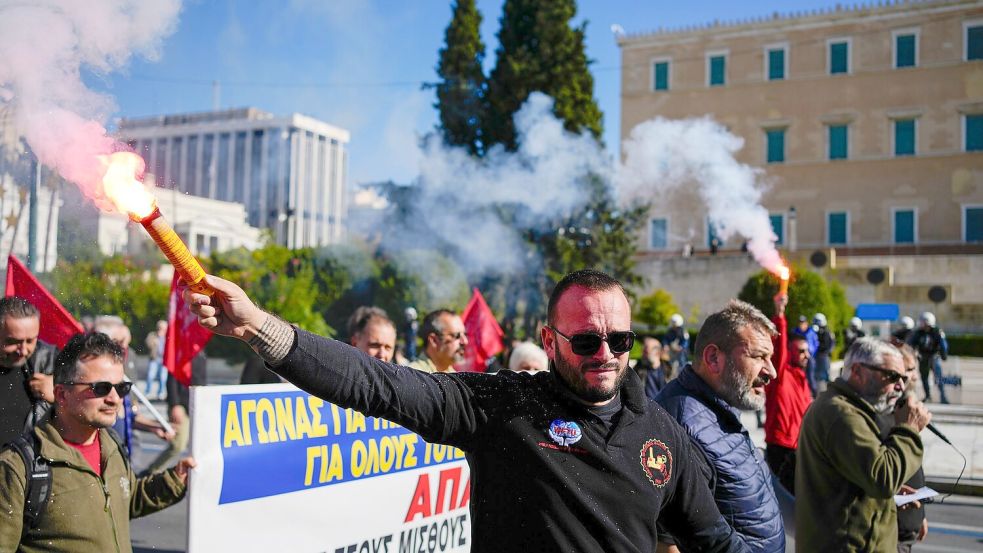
[
  {"left": 460, "top": 288, "right": 504, "bottom": 373},
  {"left": 4, "top": 254, "right": 83, "bottom": 348},
  {"left": 164, "top": 272, "right": 212, "bottom": 386}
]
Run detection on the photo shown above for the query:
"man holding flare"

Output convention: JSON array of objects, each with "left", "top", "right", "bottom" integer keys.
[{"left": 182, "top": 269, "right": 747, "bottom": 553}]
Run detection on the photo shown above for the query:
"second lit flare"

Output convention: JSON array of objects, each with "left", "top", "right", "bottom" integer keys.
[
  {"left": 778, "top": 265, "right": 790, "bottom": 296},
  {"left": 100, "top": 152, "right": 213, "bottom": 296}
]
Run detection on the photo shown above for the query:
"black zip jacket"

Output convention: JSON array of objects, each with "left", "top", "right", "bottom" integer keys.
[{"left": 270, "top": 330, "right": 746, "bottom": 553}]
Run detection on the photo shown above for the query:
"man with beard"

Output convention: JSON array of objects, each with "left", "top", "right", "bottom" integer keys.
[
  {"left": 764, "top": 294, "right": 812, "bottom": 495},
  {"left": 0, "top": 332, "right": 194, "bottom": 551},
  {"left": 181, "top": 269, "right": 746, "bottom": 553},
  {"left": 656, "top": 300, "right": 784, "bottom": 553},
  {"left": 409, "top": 309, "right": 468, "bottom": 373},
  {"left": 796, "top": 338, "right": 930, "bottom": 552}
]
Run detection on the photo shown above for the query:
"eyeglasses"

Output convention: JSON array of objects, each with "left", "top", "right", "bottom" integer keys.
[
  {"left": 65, "top": 381, "right": 133, "bottom": 398},
  {"left": 441, "top": 332, "right": 466, "bottom": 341},
  {"left": 548, "top": 326, "right": 635, "bottom": 356},
  {"left": 859, "top": 363, "right": 909, "bottom": 385},
  {"left": 795, "top": 348, "right": 810, "bottom": 354}
]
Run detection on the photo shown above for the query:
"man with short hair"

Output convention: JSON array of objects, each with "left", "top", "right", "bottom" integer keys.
[
  {"left": 408, "top": 309, "right": 468, "bottom": 373},
  {"left": 909, "top": 312, "right": 948, "bottom": 404},
  {"left": 507, "top": 341, "right": 548, "bottom": 373},
  {"left": 657, "top": 299, "right": 784, "bottom": 552},
  {"left": 633, "top": 335, "right": 671, "bottom": 400},
  {"left": 0, "top": 297, "right": 58, "bottom": 445},
  {"left": 0, "top": 332, "right": 194, "bottom": 551},
  {"left": 764, "top": 294, "right": 812, "bottom": 495},
  {"left": 796, "top": 337, "right": 930, "bottom": 552},
  {"left": 791, "top": 315, "right": 819, "bottom": 397},
  {"left": 347, "top": 306, "right": 397, "bottom": 363},
  {"left": 183, "top": 269, "right": 746, "bottom": 552}
]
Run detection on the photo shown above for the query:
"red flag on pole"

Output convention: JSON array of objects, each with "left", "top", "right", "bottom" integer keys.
[
  {"left": 164, "top": 272, "right": 212, "bottom": 386},
  {"left": 461, "top": 288, "right": 504, "bottom": 373},
  {"left": 4, "top": 254, "right": 83, "bottom": 348}
]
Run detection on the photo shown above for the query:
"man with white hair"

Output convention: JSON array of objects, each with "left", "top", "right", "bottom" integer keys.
[
  {"left": 507, "top": 341, "right": 548, "bottom": 373},
  {"left": 796, "top": 337, "right": 930, "bottom": 552}
]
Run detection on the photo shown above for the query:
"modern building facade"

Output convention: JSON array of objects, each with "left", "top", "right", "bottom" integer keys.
[
  {"left": 619, "top": 0, "right": 983, "bottom": 331},
  {"left": 117, "top": 108, "right": 350, "bottom": 249}
]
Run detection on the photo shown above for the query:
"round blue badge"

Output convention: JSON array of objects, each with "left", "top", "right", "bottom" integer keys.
[{"left": 548, "top": 419, "right": 583, "bottom": 447}]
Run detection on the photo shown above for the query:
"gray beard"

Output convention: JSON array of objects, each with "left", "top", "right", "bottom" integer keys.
[{"left": 719, "top": 358, "right": 765, "bottom": 411}]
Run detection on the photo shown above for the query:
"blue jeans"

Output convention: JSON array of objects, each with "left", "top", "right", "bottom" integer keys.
[
  {"left": 814, "top": 353, "right": 831, "bottom": 383},
  {"left": 145, "top": 359, "right": 168, "bottom": 398}
]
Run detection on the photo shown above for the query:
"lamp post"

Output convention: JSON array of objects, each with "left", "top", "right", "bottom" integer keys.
[{"left": 788, "top": 205, "right": 797, "bottom": 253}]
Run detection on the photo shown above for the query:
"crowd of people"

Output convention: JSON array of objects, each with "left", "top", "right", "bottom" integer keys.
[{"left": 0, "top": 267, "right": 959, "bottom": 552}]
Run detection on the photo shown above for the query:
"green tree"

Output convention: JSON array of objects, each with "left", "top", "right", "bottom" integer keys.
[
  {"left": 484, "top": 0, "right": 602, "bottom": 151},
  {"left": 738, "top": 265, "right": 854, "bottom": 357},
  {"left": 634, "top": 289, "right": 680, "bottom": 330},
  {"left": 434, "top": 0, "right": 486, "bottom": 156},
  {"left": 47, "top": 256, "right": 169, "bottom": 352}
]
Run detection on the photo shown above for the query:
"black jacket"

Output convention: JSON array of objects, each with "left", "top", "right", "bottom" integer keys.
[
  {"left": 24, "top": 340, "right": 57, "bottom": 431},
  {"left": 270, "top": 330, "right": 745, "bottom": 553}
]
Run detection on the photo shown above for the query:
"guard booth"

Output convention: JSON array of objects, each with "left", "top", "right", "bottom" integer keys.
[{"left": 854, "top": 303, "right": 900, "bottom": 340}]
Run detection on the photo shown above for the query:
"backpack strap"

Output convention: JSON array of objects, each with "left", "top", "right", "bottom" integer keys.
[{"left": 5, "top": 432, "right": 51, "bottom": 539}]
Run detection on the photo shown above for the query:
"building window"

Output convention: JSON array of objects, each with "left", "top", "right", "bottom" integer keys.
[
  {"left": 966, "top": 114, "right": 983, "bottom": 151},
  {"left": 893, "top": 209, "right": 916, "bottom": 244},
  {"left": 966, "top": 206, "right": 983, "bottom": 242},
  {"left": 894, "top": 32, "right": 917, "bottom": 68},
  {"left": 770, "top": 214, "right": 785, "bottom": 245},
  {"left": 828, "top": 125, "right": 848, "bottom": 160},
  {"left": 967, "top": 22, "right": 983, "bottom": 60},
  {"left": 829, "top": 40, "right": 849, "bottom": 74},
  {"left": 649, "top": 218, "right": 668, "bottom": 249},
  {"left": 766, "top": 129, "right": 786, "bottom": 163},
  {"left": 767, "top": 46, "right": 786, "bottom": 80},
  {"left": 828, "top": 212, "right": 848, "bottom": 245},
  {"left": 708, "top": 53, "right": 726, "bottom": 86},
  {"left": 652, "top": 60, "right": 669, "bottom": 91},
  {"left": 894, "top": 119, "right": 916, "bottom": 156}
]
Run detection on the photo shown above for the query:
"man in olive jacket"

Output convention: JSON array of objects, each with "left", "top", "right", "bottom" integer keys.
[
  {"left": 0, "top": 332, "right": 195, "bottom": 553},
  {"left": 795, "top": 337, "right": 930, "bottom": 552}
]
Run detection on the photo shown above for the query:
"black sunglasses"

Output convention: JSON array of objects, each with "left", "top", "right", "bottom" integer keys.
[
  {"left": 859, "top": 363, "right": 908, "bottom": 384},
  {"left": 548, "top": 326, "right": 635, "bottom": 356},
  {"left": 65, "top": 381, "right": 133, "bottom": 398}
]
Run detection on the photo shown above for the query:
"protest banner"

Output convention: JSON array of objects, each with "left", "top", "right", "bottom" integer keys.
[{"left": 189, "top": 383, "right": 471, "bottom": 552}]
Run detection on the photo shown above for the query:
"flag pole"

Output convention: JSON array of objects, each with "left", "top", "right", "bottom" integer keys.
[{"left": 127, "top": 379, "right": 175, "bottom": 435}]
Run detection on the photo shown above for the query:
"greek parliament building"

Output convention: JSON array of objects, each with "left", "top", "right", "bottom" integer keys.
[
  {"left": 116, "top": 107, "right": 350, "bottom": 249},
  {"left": 619, "top": 0, "right": 983, "bottom": 332}
]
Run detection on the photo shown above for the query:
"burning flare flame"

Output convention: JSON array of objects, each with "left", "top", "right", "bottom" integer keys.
[{"left": 98, "top": 151, "right": 156, "bottom": 219}]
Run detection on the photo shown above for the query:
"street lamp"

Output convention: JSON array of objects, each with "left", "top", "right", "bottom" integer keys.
[{"left": 788, "top": 205, "right": 797, "bottom": 253}]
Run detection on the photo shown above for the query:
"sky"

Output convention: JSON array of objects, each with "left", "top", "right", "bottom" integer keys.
[{"left": 93, "top": 0, "right": 848, "bottom": 187}]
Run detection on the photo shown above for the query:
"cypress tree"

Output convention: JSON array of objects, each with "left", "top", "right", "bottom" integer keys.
[
  {"left": 434, "top": 0, "right": 486, "bottom": 156},
  {"left": 485, "top": 0, "right": 602, "bottom": 151}
]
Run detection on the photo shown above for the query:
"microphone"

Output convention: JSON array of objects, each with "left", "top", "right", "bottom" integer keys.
[{"left": 896, "top": 392, "right": 951, "bottom": 445}]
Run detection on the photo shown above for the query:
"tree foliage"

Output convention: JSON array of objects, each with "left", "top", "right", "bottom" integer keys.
[
  {"left": 434, "top": 0, "right": 486, "bottom": 156},
  {"left": 484, "top": 0, "right": 602, "bottom": 151},
  {"left": 45, "top": 256, "right": 169, "bottom": 353},
  {"left": 738, "top": 264, "right": 854, "bottom": 356},
  {"left": 634, "top": 288, "right": 680, "bottom": 330}
]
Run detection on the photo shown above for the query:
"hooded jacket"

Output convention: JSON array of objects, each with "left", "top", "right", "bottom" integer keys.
[{"left": 0, "top": 419, "right": 187, "bottom": 553}]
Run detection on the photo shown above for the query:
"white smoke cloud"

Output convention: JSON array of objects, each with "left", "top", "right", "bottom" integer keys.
[
  {"left": 0, "top": 0, "right": 181, "bottom": 205},
  {"left": 391, "top": 92, "right": 612, "bottom": 275},
  {"left": 616, "top": 116, "right": 783, "bottom": 272}
]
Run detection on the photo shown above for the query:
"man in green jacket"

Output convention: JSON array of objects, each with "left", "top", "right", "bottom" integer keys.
[
  {"left": 0, "top": 332, "right": 195, "bottom": 553},
  {"left": 795, "top": 337, "right": 930, "bottom": 552}
]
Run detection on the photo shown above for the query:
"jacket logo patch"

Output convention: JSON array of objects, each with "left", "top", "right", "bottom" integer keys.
[
  {"left": 640, "top": 439, "right": 672, "bottom": 488},
  {"left": 119, "top": 476, "right": 131, "bottom": 499},
  {"left": 547, "top": 419, "right": 583, "bottom": 447}
]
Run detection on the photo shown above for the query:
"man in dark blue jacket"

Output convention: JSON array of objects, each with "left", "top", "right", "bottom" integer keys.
[
  {"left": 183, "top": 269, "right": 748, "bottom": 553},
  {"left": 656, "top": 299, "right": 785, "bottom": 553}
]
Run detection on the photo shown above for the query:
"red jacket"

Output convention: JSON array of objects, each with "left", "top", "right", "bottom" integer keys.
[{"left": 764, "top": 314, "right": 813, "bottom": 449}]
